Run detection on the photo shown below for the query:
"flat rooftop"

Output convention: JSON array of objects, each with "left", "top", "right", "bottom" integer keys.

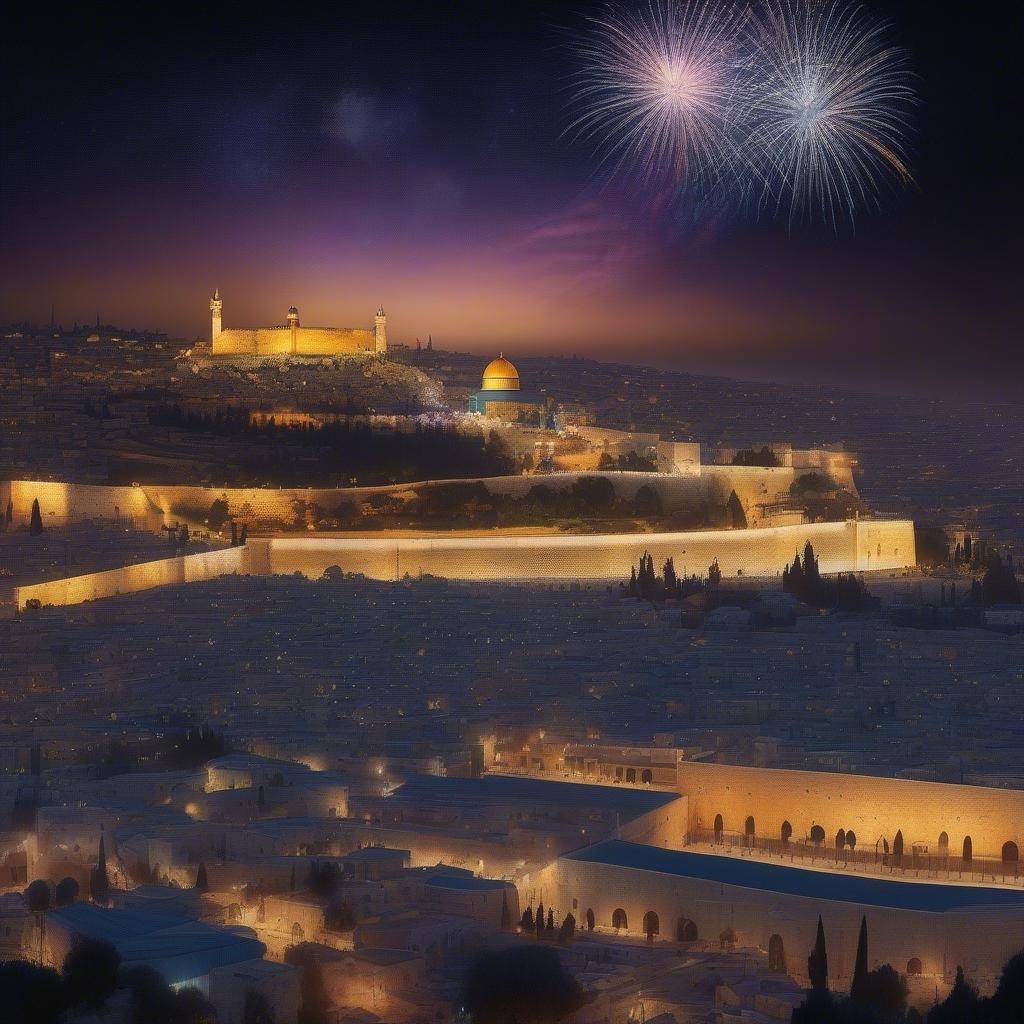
[
  {"left": 390, "top": 773, "right": 680, "bottom": 816},
  {"left": 565, "top": 841, "right": 1024, "bottom": 913}
]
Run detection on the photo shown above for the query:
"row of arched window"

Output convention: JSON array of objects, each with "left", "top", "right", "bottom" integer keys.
[{"left": 709, "top": 814, "right": 1020, "bottom": 867}]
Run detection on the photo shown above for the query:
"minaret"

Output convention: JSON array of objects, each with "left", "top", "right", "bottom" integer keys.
[
  {"left": 374, "top": 306, "right": 388, "bottom": 355},
  {"left": 210, "top": 289, "right": 223, "bottom": 347},
  {"left": 287, "top": 305, "right": 300, "bottom": 353}
]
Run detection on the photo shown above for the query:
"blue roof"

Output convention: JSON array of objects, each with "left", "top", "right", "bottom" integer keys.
[
  {"left": 565, "top": 841, "right": 1024, "bottom": 913},
  {"left": 49, "top": 905, "right": 265, "bottom": 984},
  {"left": 390, "top": 773, "right": 679, "bottom": 816}
]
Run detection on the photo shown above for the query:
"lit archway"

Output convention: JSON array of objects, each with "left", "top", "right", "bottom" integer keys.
[
  {"left": 1002, "top": 841, "right": 1019, "bottom": 875},
  {"left": 678, "top": 918, "right": 698, "bottom": 942},
  {"left": 640, "top": 769, "right": 653, "bottom": 785},
  {"left": 643, "top": 911, "right": 660, "bottom": 940},
  {"left": 612, "top": 908, "right": 627, "bottom": 931},
  {"left": 586, "top": 908, "right": 595, "bottom": 932},
  {"left": 907, "top": 958, "right": 922, "bottom": 976},
  {"left": 714, "top": 814, "right": 724, "bottom": 843},
  {"left": 962, "top": 836, "right": 973, "bottom": 863},
  {"left": 625, "top": 768, "right": 636, "bottom": 784},
  {"left": 768, "top": 934, "right": 786, "bottom": 973}
]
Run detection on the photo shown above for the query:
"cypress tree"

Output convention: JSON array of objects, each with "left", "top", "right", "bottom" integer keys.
[
  {"left": 195, "top": 861, "right": 208, "bottom": 893},
  {"left": 521, "top": 906, "right": 534, "bottom": 930},
  {"left": 92, "top": 834, "right": 110, "bottom": 905},
  {"left": 807, "top": 915, "right": 828, "bottom": 990},
  {"left": 500, "top": 891, "right": 511, "bottom": 930},
  {"left": 850, "top": 915, "right": 869, "bottom": 1004},
  {"left": 29, "top": 498, "right": 44, "bottom": 535}
]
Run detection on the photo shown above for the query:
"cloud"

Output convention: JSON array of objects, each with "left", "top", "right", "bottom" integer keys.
[
  {"left": 505, "top": 199, "right": 656, "bottom": 293},
  {"left": 323, "top": 90, "right": 414, "bottom": 152}
]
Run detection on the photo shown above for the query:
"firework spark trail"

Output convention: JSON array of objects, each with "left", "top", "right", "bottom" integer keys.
[
  {"left": 566, "top": 0, "right": 749, "bottom": 196},
  {"left": 740, "top": 0, "right": 917, "bottom": 226},
  {"left": 568, "top": 0, "right": 917, "bottom": 228}
]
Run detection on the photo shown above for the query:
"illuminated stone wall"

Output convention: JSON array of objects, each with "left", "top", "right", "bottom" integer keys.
[
  {"left": 14, "top": 545, "right": 247, "bottom": 608},
  {"left": 213, "top": 326, "right": 377, "bottom": 356},
  {"left": 261, "top": 519, "right": 915, "bottom": 581},
  {"left": 552, "top": 852, "right": 1024, "bottom": 994},
  {"left": 677, "top": 762, "right": 1024, "bottom": 863}
]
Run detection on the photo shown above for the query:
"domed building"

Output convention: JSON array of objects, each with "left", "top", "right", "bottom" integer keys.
[{"left": 468, "top": 354, "right": 545, "bottom": 421}]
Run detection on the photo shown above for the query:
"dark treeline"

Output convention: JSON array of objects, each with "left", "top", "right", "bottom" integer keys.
[
  {"left": 733, "top": 445, "right": 781, "bottom": 467},
  {"left": 793, "top": 915, "right": 1022, "bottom": 1024},
  {"left": 624, "top": 551, "right": 721, "bottom": 601},
  {"left": 146, "top": 403, "right": 516, "bottom": 485},
  {"left": 783, "top": 542, "right": 878, "bottom": 612}
]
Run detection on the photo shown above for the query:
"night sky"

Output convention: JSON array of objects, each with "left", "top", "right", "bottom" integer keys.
[{"left": 2, "top": 2, "right": 1020, "bottom": 399}]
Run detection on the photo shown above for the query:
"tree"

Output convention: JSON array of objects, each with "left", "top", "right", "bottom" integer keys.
[
  {"left": 535, "top": 900, "right": 545, "bottom": 939},
  {"left": 91, "top": 834, "right": 111, "bottom": 905},
  {"left": 175, "top": 986, "right": 218, "bottom": 1024},
  {"left": 707, "top": 559, "right": 722, "bottom": 588},
  {"left": 859, "top": 965, "right": 908, "bottom": 1018},
  {"left": 26, "top": 879, "right": 51, "bottom": 913},
  {"left": 500, "top": 891, "right": 512, "bottom": 930},
  {"left": 244, "top": 987, "right": 276, "bottom": 1024},
  {"left": 459, "top": 945, "right": 585, "bottom": 1024},
  {"left": 63, "top": 938, "right": 121, "bottom": 1012},
  {"left": 586, "top": 908, "right": 595, "bottom": 932},
  {"left": 808, "top": 915, "right": 829, "bottom": 990},
  {"left": 55, "top": 877, "right": 79, "bottom": 906},
  {"left": 928, "top": 966, "right": 981, "bottom": 1024},
  {"left": 988, "top": 949, "right": 1024, "bottom": 1024},
  {"left": 558, "top": 913, "right": 576, "bottom": 945},
  {"left": 521, "top": 906, "right": 534, "bottom": 931},
  {"left": 194, "top": 861, "right": 208, "bottom": 893},
  {"left": 893, "top": 830, "right": 904, "bottom": 867},
  {"left": 29, "top": 498, "right": 44, "bottom": 535},
  {"left": 0, "top": 960, "right": 66, "bottom": 1024},
  {"left": 727, "top": 490, "right": 746, "bottom": 528},
  {"left": 546, "top": 907, "right": 555, "bottom": 938},
  {"left": 207, "top": 498, "right": 230, "bottom": 531},
  {"left": 850, "top": 916, "right": 869, "bottom": 1005},
  {"left": 286, "top": 946, "right": 331, "bottom": 1024},
  {"left": 633, "top": 485, "right": 662, "bottom": 517}
]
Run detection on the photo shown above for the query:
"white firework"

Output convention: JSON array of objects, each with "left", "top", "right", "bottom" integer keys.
[
  {"left": 739, "top": 0, "right": 917, "bottom": 226},
  {"left": 567, "top": 0, "right": 749, "bottom": 196}
]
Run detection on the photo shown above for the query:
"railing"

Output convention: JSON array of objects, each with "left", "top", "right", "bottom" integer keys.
[{"left": 689, "top": 829, "right": 1023, "bottom": 886}]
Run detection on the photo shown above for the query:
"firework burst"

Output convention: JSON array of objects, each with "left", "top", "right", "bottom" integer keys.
[
  {"left": 740, "top": 0, "right": 917, "bottom": 226},
  {"left": 566, "top": 1, "right": 748, "bottom": 196}
]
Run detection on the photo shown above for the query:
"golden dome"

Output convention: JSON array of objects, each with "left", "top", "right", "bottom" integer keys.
[{"left": 481, "top": 353, "right": 520, "bottom": 391}]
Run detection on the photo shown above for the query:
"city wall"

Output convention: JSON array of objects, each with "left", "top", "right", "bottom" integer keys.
[
  {"left": 551, "top": 854, "right": 1024, "bottom": 994},
  {"left": 2, "top": 466, "right": 846, "bottom": 533},
  {"left": 13, "top": 545, "right": 246, "bottom": 608},
  {"left": 10, "top": 519, "right": 915, "bottom": 608},
  {"left": 677, "top": 762, "right": 1024, "bottom": 862},
  {"left": 256, "top": 519, "right": 914, "bottom": 581}
]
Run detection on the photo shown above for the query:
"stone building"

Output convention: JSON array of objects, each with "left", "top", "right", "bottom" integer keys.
[
  {"left": 210, "top": 291, "right": 387, "bottom": 357},
  {"left": 467, "top": 354, "right": 545, "bottom": 420}
]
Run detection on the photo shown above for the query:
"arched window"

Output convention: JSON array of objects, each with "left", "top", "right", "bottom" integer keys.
[
  {"left": 586, "top": 908, "right": 595, "bottom": 932},
  {"left": 907, "top": 958, "right": 922, "bottom": 976},
  {"left": 781, "top": 820, "right": 792, "bottom": 844},
  {"left": 744, "top": 816, "right": 755, "bottom": 838},
  {"left": 835, "top": 829, "right": 846, "bottom": 851},
  {"left": 1002, "top": 841, "right": 1019, "bottom": 873},
  {"left": 612, "top": 908, "right": 627, "bottom": 931},
  {"left": 719, "top": 926, "right": 738, "bottom": 951},
  {"left": 640, "top": 769, "right": 653, "bottom": 785},
  {"left": 962, "top": 836, "right": 972, "bottom": 863},
  {"left": 938, "top": 832, "right": 949, "bottom": 853},
  {"left": 768, "top": 934, "right": 786, "bottom": 973},
  {"left": 714, "top": 814, "right": 724, "bottom": 842},
  {"left": 643, "top": 911, "right": 659, "bottom": 939},
  {"left": 810, "top": 825, "right": 825, "bottom": 846},
  {"left": 291, "top": 922, "right": 304, "bottom": 940},
  {"left": 625, "top": 768, "right": 636, "bottom": 784},
  {"left": 679, "top": 918, "right": 698, "bottom": 942}
]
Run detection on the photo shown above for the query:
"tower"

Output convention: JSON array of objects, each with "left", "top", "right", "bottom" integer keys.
[
  {"left": 287, "top": 305, "right": 300, "bottom": 353},
  {"left": 210, "top": 289, "right": 223, "bottom": 345},
  {"left": 374, "top": 306, "right": 388, "bottom": 355}
]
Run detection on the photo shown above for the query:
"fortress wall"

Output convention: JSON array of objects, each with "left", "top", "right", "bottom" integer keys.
[
  {"left": 677, "top": 762, "right": 1023, "bottom": 862},
  {"left": 5, "top": 466, "right": 878, "bottom": 530},
  {"left": 552, "top": 856, "right": 1024, "bottom": 992},
  {"left": 14, "top": 545, "right": 247, "bottom": 609},
  {"left": 618, "top": 796, "right": 689, "bottom": 850},
  {"left": 213, "top": 327, "right": 375, "bottom": 356},
  {"left": 261, "top": 520, "right": 911, "bottom": 581},
  {"left": 856, "top": 519, "right": 916, "bottom": 572}
]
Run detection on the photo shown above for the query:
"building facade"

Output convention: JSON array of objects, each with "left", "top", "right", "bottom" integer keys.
[{"left": 209, "top": 291, "right": 387, "bottom": 357}]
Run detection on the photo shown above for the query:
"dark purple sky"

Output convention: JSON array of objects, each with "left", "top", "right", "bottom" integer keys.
[{"left": 2, "top": 2, "right": 1020, "bottom": 399}]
